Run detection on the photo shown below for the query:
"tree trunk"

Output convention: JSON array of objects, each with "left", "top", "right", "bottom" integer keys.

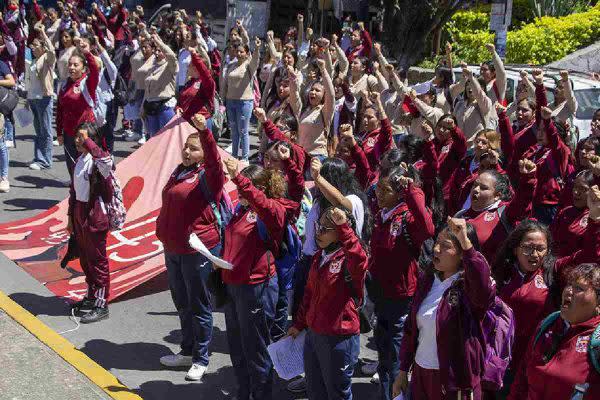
[{"left": 381, "top": 0, "right": 475, "bottom": 69}]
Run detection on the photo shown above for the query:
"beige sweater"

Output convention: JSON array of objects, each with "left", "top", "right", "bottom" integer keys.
[
  {"left": 129, "top": 49, "right": 147, "bottom": 91},
  {"left": 57, "top": 46, "right": 77, "bottom": 82},
  {"left": 29, "top": 33, "right": 56, "bottom": 97},
  {"left": 450, "top": 75, "right": 498, "bottom": 143},
  {"left": 221, "top": 50, "right": 260, "bottom": 101},
  {"left": 139, "top": 38, "right": 178, "bottom": 101},
  {"left": 349, "top": 73, "right": 380, "bottom": 103}
]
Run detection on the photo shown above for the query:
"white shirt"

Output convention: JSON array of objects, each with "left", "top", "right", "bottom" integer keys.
[
  {"left": 27, "top": 63, "right": 44, "bottom": 99},
  {"left": 415, "top": 273, "right": 461, "bottom": 369},
  {"left": 74, "top": 153, "right": 94, "bottom": 202},
  {"left": 177, "top": 49, "right": 191, "bottom": 88},
  {"left": 303, "top": 194, "right": 365, "bottom": 256}
]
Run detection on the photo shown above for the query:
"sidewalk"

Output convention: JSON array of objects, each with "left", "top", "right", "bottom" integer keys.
[{"left": 0, "top": 292, "right": 140, "bottom": 400}]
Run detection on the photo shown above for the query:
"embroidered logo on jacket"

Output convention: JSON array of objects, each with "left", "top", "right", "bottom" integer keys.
[
  {"left": 390, "top": 220, "right": 402, "bottom": 236},
  {"left": 576, "top": 335, "right": 590, "bottom": 353},
  {"left": 484, "top": 212, "right": 496, "bottom": 222},
  {"left": 73, "top": 86, "right": 81, "bottom": 94},
  {"left": 194, "top": 82, "right": 201, "bottom": 90},
  {"left": 441, "top": 144, "right": 451, "bottom": 154},
  {"left": 329, "top": 259, "right": 343, "bottom": 274},
  {"left": 366, "top": 137, "right": 376, "bottom": 148},
  {"left": 185, "top": 174, "right": 198, "bottom": 184},
  {"left": 579, "top": 215, "right": 589, "bottom": 229},
  {"left": 448, "top": 288, "right": 460, "bottom": 307},
  {"left": 534, "top": 274, "right": 547, "bottom": 289},
  {"left": 246, "top": 211, "right": 257, "bottom": 223}
]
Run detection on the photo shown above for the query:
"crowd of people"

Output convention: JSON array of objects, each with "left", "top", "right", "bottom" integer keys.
[{"left": 0, "top": 1, "right": 599, "bottom": 399}]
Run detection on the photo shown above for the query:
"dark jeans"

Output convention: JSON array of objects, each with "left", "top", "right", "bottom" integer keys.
[
  {"left": 304, "top": 330, "right": 360, "bottom": 400},
  {"left": 271, "top": 276, "right": 291, "bottom": 342},
  {"left": 164, "top": 244, "right": 221, "bottom": 366},
  {"left": 533, "top": 204, "right": 558, "bottom": 226},
  {"left": 374, "top": 297, "right": 412, "bottom": 400},
  {"left": 63, "top": 134, "right": 79, "bottom": 179},
  {"left": 102, "top": 99, "right": 118, "bottom": 153},
  {"left": 224, "top": 276, "right": 278, "bottom": 400}
]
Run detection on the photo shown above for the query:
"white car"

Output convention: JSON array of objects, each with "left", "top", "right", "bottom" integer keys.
[{"left": 453, "top": 65, "right": 600, "bottom": 139}]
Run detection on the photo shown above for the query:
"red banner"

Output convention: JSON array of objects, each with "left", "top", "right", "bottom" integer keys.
[{"left": 0, "top": 117, "right": 238, "bottom": 302}]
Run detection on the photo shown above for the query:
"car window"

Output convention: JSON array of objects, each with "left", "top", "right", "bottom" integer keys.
[
  {"left": 574, "top": 88, "right": 600, "bottom": 119},
  {"left": 506, "top": 79, "right": 515, "bottom": 104}
]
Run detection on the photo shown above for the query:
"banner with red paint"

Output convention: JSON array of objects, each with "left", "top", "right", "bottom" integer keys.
[{"left": 0, "top": 117, "right": 238, "bottom": 302}]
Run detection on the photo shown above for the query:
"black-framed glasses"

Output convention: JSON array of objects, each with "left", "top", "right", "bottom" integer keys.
[
  {"left": 315, "top": 221, "right": 335, "bottom": 235},
  {"left": 519, "top": 244, "right": 548, "bottom": 256}
]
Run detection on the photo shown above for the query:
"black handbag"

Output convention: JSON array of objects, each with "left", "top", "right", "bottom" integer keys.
[
  {"left": 143, "top": 99, "right": 168, "bottom": 116},
  {"left": 0, "top": 86, "right": 18, "bottom": 115}
]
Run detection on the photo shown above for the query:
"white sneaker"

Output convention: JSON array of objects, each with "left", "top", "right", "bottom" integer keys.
[
  {"left": 361, "top": 361, "right": 379, "bottom": 376},
  {"left": 137, "top": 135, "right": 146, "bottom": 145},
  {"left": 53, "top": 139, "right": 60, "bottom": 146},
  {"left": 370, "top": 372, "right": 380, "bottom": 384},
  {"left": 125, "top": 131, "right": 141, "bottom": 142},
  {"left": 29, "top": 162, "right": 42, "bottom": 171},
  {"left": 185, "top": 363, "right": 207, "bottom": 381},
  {"left": 286, "top": 376, "right": 307, "bottom": 393},
  {"left": 0, "top": 178, "right": 9, "bottom": 193},
  {"left": 5, "top": 140, "right": 14, "bottom": 148},
  {"left": 159, "top": 352, "right": 193, "bottom": 368}
]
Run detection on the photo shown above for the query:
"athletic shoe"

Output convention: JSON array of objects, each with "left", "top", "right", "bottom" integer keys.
[
  {"left": 370, "top": 372, "right": 380, "bottom": 384},
  {"left": 0, "top": 178, "right": 9, "bottom": 193},
  {"left": 80, "top": 306, "right": 109, "bottom": 324},
  {"left": 5, "top": 140, "right": 14, "bottom": 148},
  {"left": 159, "top": 352, "right": 193, "bottom": 368},
  {"left": 53, "top": 140, "right": 60, "bottom": 146},
  {"left": 137, "top": 135, "right": 146, "bottom": 145},
  {"left": 361, "top": 361, "right": 379, "bottom": 376},
  {"left": 286, "top": 376, "right": 307, "bottom": 393},
  {"left": 71, "top": 298, "right": 95, "bottom": 311},
  {"left": 185, "top": 363, "right": 207, "bottom": 381},
  {"left": 125, "top": 131, "right": 141, "bottom": 142},
  {"left": 29, "top": 162, "right": 42, "bottom": 171}
]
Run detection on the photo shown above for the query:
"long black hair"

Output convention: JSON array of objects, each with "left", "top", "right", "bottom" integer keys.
[
  {"left": 422, "top": 222, "right": 481, "bottom": 276},
  {"left": 318, "top": 157, "right": 372, "bottom": 242},
  {"left": 492, "top": 219, "right": 561, "bottom": 306}
]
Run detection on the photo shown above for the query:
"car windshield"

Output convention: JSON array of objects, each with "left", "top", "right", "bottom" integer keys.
[{"left": 574, "top": 88, "right": 600, "bottom": 119}]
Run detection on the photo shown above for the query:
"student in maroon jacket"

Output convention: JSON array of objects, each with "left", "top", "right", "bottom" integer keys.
[
  {"left": 221, "top": 157, "right": 299, "bottom": 400},
  {"left": 431, "top": 115, "right": 467, "bottom": 203},
  {"left": 67, "top": 122, "right": 113, "bottom": 324},
  {"left": 454, "top": 159, "right": 537, "bottom": 264},
  {"left": 155, "top": 114, "right": 225, "bottom": 382},
  {"left": 345, "top": 21, "right": 372, "bottom": 63},
  {"left": 492, "top": 190, "right": 600, "bottom": 394},
  {"left": 56, "top": 46, "right": 100, "bottom": 176},
  {"left": 288, "top": 207, "right": 369, "bottom": 400},
  {"left": 92, "top": 1, "right": 128, "bottom": 49},
  {"left": 369, "top": 164, "right": 435, "bottom": 400},
  {"left": 508, "top": 261, "right": 600, "bottom": 400},
  {"left": 175, "top": 46, "right": 216, "bottom": 128},
  {"left": 393, "top": 218, "right": 492, "bottom": 400},
  {"left": 356, "top": 92, "right": 393, "bottom": 172}
]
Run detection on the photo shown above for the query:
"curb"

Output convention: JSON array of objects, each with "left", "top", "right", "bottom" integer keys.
[{"left": 0, "top": 291, "right": 142, "bottom": 400}]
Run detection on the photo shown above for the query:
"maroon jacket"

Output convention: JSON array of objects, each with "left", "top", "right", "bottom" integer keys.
[
  {"left": 293, "top": 223, "right": 368, "bottom": 336},
  {"left": 551, "top": 206, "right": 589, "bottom": 258},
  {"left": 155, "top": 128, "right": 224, "bottom": 254},
  {"left": 358, "top": 117, "right": 393, "bottom": 172},
  {"left": 399, "top": 248, "right": 496, "bottom": 393},
  {"left": 508, "top": 314, "right": 600, "bottom": 400},
  {"left": 350, "top": 142, "right": 376, "bottom": 189},
  {"left": 433, "top": 126, "right": 467, "bottom": 201},
  {"left": 177, "top": 53, "right": 216, "bottom": 122},
  {"left": 262, "top": 119, "right": 308, "bottom": 173},
  {"left": 67, "top": 138, "right": 114, "bottom": 233},
  {"left": 368, "top": 185, "right": 435, "bottom": 299},
  {"left": 345, "top": 29, "right": 372, "bottom": 62},
  {"left": 94, "top": 4, "right": 129, "bottom": 42},
  {"left": 221, "top": 174, "right": 299, "bottom": 286}
]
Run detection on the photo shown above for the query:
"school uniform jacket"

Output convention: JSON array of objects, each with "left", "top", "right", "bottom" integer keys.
[
  {"left": 67, "top": 139, "right": 114, "bottom": 233},
  {"left": 508, "top": 314, "right": 600, "bottom": 400},
  {"left": 262, "top": 119, "right": 308, "bottom": 173},
  {"left": 358, "top": 117, "right": 393, "bottom": 172},
  {"left": 345, "top": 29, "right": 372, "bottom": 62},
  {"left": 221, "top": 174, "right": 299, "bottom": 286},
  {"left": 56, "top": 51, "right": 99, "bottom": 139},
  {"left": 399, "top": 248, "right": 496, "bottom": 393},
  {"left": 177, "top": 52, "right": 216, "bottom": 122},
  {"left": 155, "top": 129, "right": 224, "bottom": 254},
  {"left": 350, "top": 142, "right": 376, "bottom": 189},
  {"left": 551, "top": 206, "right": 590, "bottom": 258},
  {"left": 433, "top": 126, "right": 467, "bottom": 201},
  {"left": 293, "top": 223, "right": 368, "bottom": 336},
  {"left": 369, "top": 185, "right": 435, "bottom": 300}
]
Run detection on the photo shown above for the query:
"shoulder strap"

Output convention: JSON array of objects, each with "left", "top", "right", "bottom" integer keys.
[
  {"left": 533, "top": 311, "right": 561, "bottom": 348},
  {"left": 497, "top": 204, "right": 513, "bottom": 234},
  {"left": 197, "top": 169, "right": 222, "bottom": 234},
  {"left": 589, "top": 324, "right": 600, "bottom": 374},
  {"left": 399, "top": 210, "right": 414, "bottom": 250},
  {"left": 342, "top": 262, "right": 361, "bottom": 307},
  {"left": 79, "top": 76, "right": 95, "bottom": 108}
]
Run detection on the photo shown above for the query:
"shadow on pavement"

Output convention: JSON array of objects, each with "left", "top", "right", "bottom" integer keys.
[
  {"left": 80, "top": 339, "right": 174, "bottom": 372},
  {"left": 3, "top": 198, "right": 61, "bottom": 211},
  {"left": 9, "top": 292, "right": 72, "bottom": 317},
  {"left": 111, "top": 271, "right": 169, "bottom": 304},
  {"left": 14, "top": 175, "right": 66, "bottom": 189},
  {"left": 135, "top": 369, "right": 235, "bottom": 400}
]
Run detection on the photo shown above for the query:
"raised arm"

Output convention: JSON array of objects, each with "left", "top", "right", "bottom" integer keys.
[
  {"left": 83, "top": 50, "right": 100, "bottom": 100},
  {"left": 560, "top": 70, "right": 578, "bottom": 116},
  {"left": 488, "top": 44, "right": 506, "bottom": 101},
  {"left": 153, "top": 33, "right": 178, "bottom": 73},
  {"left": 405, "top": 183, "right": 435, "bottom": 246},
  {"left": 248, "top": 37, "right": 262, "bottom": 75},
  {"left": 497, "top": 103, "right": 515, "bottom": 166},
  {"left": 333, "top": 34, "right": 349, "bottom": 78},
  {"left": 192, "top": 114, "right": 225, "bottom": 201},
  {"left": 506, "top": 160, "right": 538, "bottom": 224},
  {"left": 318, "top": 59, "right": 336, "bottom": 130},
  {"left": 468, "top": 68, "right": 493, "bottom": 117},
  {"left": 312, "top": 158, "right": 354, "bottom": 213},
  {"left": 296, "top": 14, "right": 304, "bottom": 51}
]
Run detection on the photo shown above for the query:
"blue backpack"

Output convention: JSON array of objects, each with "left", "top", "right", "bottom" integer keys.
[
  {"left": 257, "top": 218, "right": 302, "bottom": 291},
  {"left": 197, "top": 169, "right": 234, "bottom": 240}
]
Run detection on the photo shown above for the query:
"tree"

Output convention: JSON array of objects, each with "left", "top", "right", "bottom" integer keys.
[{"left": 380, "top": 0, "right": 476, "bottom": 68}]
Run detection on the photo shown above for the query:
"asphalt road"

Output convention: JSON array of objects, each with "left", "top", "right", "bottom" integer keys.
[{"left": 0, "top": 108, "right": 379, "bottom": 399}]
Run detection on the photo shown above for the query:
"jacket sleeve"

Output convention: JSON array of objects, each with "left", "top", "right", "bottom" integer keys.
[
  {"left": 507, "top": 332, "right": 534, "bottom": 400},
  {"left": 471, "top": 75, "right": 493, "bottom": 117},
  {"left": 405, "top": 185, "right": 435, "bottom": 248},
  {"left": 375, "top": 117, "right": 393, "bottom": 162},
  {"left": 535, "top": 83, "right": 548, "bottom": 127},
  {"left": 554, "top": 218, "right": 600, "bottom": 287},
  {"left": 420, "top": 139, "right": 439, "bottom": 184},
  {"left": 84, "top": 51, "right": 100, "bottom": 101},
  {"left": 498, "top": 109, "right": 515, "bottom": 167},
  {"left": 84, "top": 138, "right": 114, "bottom": 202},
  {"left": 506, "top": 170, "right": 537, "bottom": 224},
  {"left": 463, "top": 247, "right": 496, "bottom": 317},
  {"left": 544, "top": 118, "right": 571, "bottom": 178},
  {"left": 94, "top": 7, "right": 108, "bottom": 27},
  {"left": 200, "top": 128, "right": 225, "bottom": 203},
  {"left": 360, "top": 29, "right": 373, "bottom": 58},
  {"left": 399, "top": 284, "right": 422, "bottom": 371},
  {"left": 492, "top": 50, "right": 507, "bottom": 101},
  {"left": 350, "top": 143, "right": 373, "bottom": 189},
  {"left": 450, "top": 126, "right": 468, "bottom": 162},
  {"left": 263, "top": 119, "right": 287, "bottom": 142},
  {"left": 293, "top": 257, "right": 315, "bottom": 331},
  {"left": 283, "top": 157, "right": 305, "bottom": 206},
  {"left": 232, "top": 174, "right": 287, "bottom": 242},
  {"left": 338, "top": 222, "right": 368, "bottom": 292}
]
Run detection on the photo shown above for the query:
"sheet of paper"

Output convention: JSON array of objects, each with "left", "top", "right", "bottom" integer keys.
[
  {"left": 188, "top": 233, "right": 233, "bottom": 270},
  {"left": 267, "top": 331, "right": 306, "bottom": 380},
  {"left": 393, "top": 393, "right": 407, "bottom": 400}
]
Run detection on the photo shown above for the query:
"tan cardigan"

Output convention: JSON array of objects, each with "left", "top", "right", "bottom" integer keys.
[
  {"left": 221, "top": 49, "right": 260, "bottom": 101},
  {"left": 139, "top": 37, "right": 178, "bottom": 101},
  {"left": 57, "top": 46, "right": 77, "bottom": 82},
  {"left": 129, "top": 49, "right": 147, "bottom": 91},
  {"left": 30, "top": 33, "right": 56, "bottom": 97}
]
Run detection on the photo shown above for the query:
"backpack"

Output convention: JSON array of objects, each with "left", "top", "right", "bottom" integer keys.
[
  {"left": 197, "top": 169, "right": 234, "bottom": 241},
  {"left": 64, "top": 77, "right": 107, "bottom": 127},
  {"left": 480, "top": 296, "right": 516, "bottom": 390},
  {"left": 400, "top": 210, "right": 435, "bottom": 269},
  {"left": 112, "top": 72, "right": 129, "bottom": 107},
  {"left": 0, "top": 86, "right": 18, "bottom": 115},
  {"left": 93, "top": 156, "right": 126, "bottom": 231},
  {"left": 343, "top": 265, "right": 376, "bottom": 334},
  {"left": 534, "top": 311, "right": 600, "bottom": 374},
  {"left": 295, "top": 188, "right": 313, "bottom": 238},
  {"left": 257, "top": 218, "right": 302, "bottom": 291},
  {"left": 210, "top": 94, "right": 226, "bottom": 142}
]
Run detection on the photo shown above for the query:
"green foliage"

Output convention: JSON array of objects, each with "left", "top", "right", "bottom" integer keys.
[{"left": 527, "top": 0, "right": 592, "bottom": 17}]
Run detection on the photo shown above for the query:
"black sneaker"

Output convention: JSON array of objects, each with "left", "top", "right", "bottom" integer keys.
[
  {"left": 71, "top": 298, "right": 95, "bottom": 312},
  {"left": 80, "top": 307, "right": 109, "bottom": 324}
]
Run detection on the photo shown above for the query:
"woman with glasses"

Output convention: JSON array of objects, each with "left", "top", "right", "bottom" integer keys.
[{"left": 492, "top": 185, "right": 600, "bottom": 395}]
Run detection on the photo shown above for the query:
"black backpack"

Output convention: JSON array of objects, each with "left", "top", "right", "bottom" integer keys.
[{"left": 112, "top": 72, "right": 129, "bottom": 107}]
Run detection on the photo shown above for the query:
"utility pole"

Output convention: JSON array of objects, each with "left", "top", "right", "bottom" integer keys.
[{"left": 489, "top": 0, "right": 513, "bottom": 60}]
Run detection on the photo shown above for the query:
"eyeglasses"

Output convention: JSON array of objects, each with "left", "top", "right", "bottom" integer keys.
[
  {"left": 315, "top": 221, "right": 335, "bottom": 235},
  {"left": 519, "top": 245, "right": 548, "bottom": 256}
]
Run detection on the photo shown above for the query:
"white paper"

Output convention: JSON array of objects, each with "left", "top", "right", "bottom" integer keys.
[
  {"left": 14, "top": 107, "right": 33, "bottom": 128},
  {"left": 393, "top": 394, "right": 407, "bottom": 400},
  {"left": 188, "top": 233, "right": 234, "bottom": 270},
  {"left": 267, "top": 331, "right": 306, "bottom": 380}
]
